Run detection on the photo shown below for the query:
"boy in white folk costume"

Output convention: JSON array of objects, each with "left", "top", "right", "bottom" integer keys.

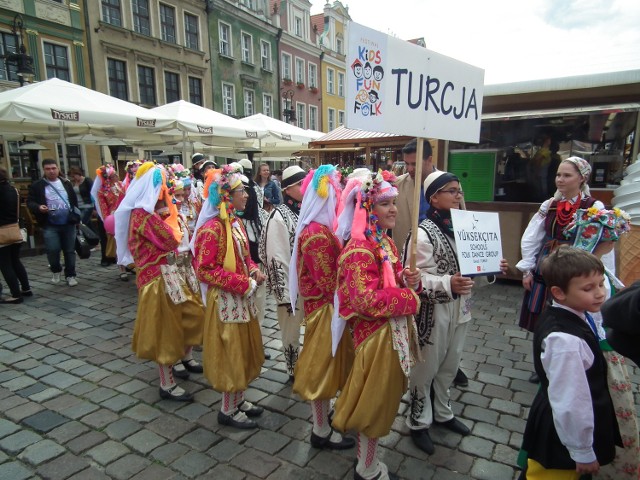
[{"left": 260, "top": 166, "right": 307, "bottom": 379}]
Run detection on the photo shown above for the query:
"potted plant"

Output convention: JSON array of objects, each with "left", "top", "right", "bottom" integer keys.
[
  {"left": 283, "top": 78, "right": 292, "bottom": 86},
  {"left": 309, "top": 86, "right": 318, "bottom": 93},
  {"left": 296, "top": 82, "right": 305, "bottom": 89}
]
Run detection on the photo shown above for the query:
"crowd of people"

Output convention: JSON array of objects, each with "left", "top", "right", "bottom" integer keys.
[{"left": 0, "top": 142, "right": 638, "bottom": 480}]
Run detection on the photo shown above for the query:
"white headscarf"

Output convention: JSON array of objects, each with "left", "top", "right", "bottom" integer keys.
[{"left": 114, "top": 164, "right": 163, "bottom": 266}]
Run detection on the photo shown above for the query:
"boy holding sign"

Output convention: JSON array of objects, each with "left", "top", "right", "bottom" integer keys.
[{"left": 403, "top": 171, "right": 508, "bottom": 454}]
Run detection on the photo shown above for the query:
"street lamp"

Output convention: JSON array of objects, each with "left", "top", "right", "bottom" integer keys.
[
  {"left": 1, "top": 14, "right": 35, "bottom": 87},
  {"left": 281, "top": 89, "right": 296, "bottom": 124}
]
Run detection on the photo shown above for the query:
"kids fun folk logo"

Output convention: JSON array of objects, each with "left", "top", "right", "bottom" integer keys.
[{"left": 350, "top": 41, "right": 384, "bottom": 119}]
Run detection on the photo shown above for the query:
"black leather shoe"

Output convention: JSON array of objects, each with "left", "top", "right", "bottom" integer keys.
[
  {"left": 238, "top": 400, "right": 263, "bottom": 417},
  {"left": 311, "top": 428, "right": 355, "bottom": 450},
  {"left": 158, "top": 386, "right": 193, "bottom": 402},
  {"left": 410, "top": 428, "right": 435, "bottom": 454},
  {"left": 21, "top": 289, "right": 33, "bottom": 297},
  {"left": 217, "top": 410, "right": 258, "bottom": 429},
  {"left": 529, "top": 372, "right": 540, "bottom": 383},
  {"left": 0, "top": 297, "right": 23, "bottom": 304},
  {"left": 181, "top": 359, "right": 203, "bottom": 373},
  {"left": 453, "top": 368, "right": 469, "bottom": 387},
  {"left": 264, "top": 349, "right": 271, "bottom": 360},
  {"left": 435, "top": 417, "right": 471, "bottom": 436},
  {"left": 172, "top": 365, "right": 190, "bottom": 379},
  {"left": 353, "top": 467, "right": 399, "bottom": 480}
]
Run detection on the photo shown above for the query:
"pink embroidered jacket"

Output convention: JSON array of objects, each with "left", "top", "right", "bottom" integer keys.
[
  {"left": 297, "top": 222, "right": 341, "bottom": 316},
  {"left": 97, "top": 183, "right": 124, "bottom": 219},
  {"left": 128, "top": 208, "right": 180, "bottom": 288},
  {"left": 337, "top": 235, "right": 420, "bottom": 349},
  {"left": 193, "top": 217, "right": 259, "bottom": 296}
]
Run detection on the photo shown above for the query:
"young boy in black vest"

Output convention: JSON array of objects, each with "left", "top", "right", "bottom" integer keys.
[{"left": 519, "top": 246, "right": 621, "bottom": 479}]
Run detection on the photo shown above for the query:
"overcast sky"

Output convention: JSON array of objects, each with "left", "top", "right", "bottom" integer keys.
[{"left": 311, "top": 0, "right": 640, "bottom": 85}]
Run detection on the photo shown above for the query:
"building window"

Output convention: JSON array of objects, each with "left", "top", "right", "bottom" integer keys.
[
  {"left": 295, "top": 58, "right": 304, "bottom": 85},
  {"left": 57, "top": 144, "right": 83, "bottom": 173},
  {"left": 165, "top": 71, "right": 180, "bottom": 103},
  {"left": 328, "top": 108, "right": 335, "bottom": 131},
  {"left": 222, "top": 83, "right": 235, "bottom": 116},
  {"left": 260, "top": 40, "right": 271, "bottom": 71},
  {"left": 132, "top": 0, "right": 150, "bottom": 36},
  {"left": 244, "top": 89, "right": 255, "bottom": 116},
  {"left": 160, "top": 4, "right": 176, "bottom": 43},
  {"left": 184, "top": 13, "right": 199, "bottom": 50},
  {"left": 241, "top": 33, "right": 253, "bottom": 64},
  {"left": 108, "top": 58, "right": 128, "bottom": 100},
  {"left": 219, "top": 22, "right": 231, "bottom": 57},
  {"left": 336, "top": 37, "right": 343, "bottom": 55},
  {"left": 0, "top": 32, "right": 18, "bottom": 82},
  {"left": 308, "top": 63, "right": 317, "bottom": 88},
  {"left": 8, "top": 142, "right": 30, "bottom": 178},
  {"left": 281, "top": 53, "right": 291, "bottom": 81},
  {"left": 43, "top": 42, "right": 70, "bottom": 81},
  {"left": 239, "top": 0, "right": 255, "bottom": 8},
  {"left": 263, "top": 94, "right": 273, "bottom": 117},
  {"left": 188, "top": 76, "right": 202, "bottom": 106},
  {"left": 338, "top": 72, "right": 345, "bottom": 97},
  {"left": 296, "top": 103, "right": 305, "bottom": 129},
  {"left": 138, "top": 65, "right": 156, "bottom": 106},
  {"left": 309, "top": 105, "right": 318, "bottom": 131},
  {"left": 327, "top": 68, "right": 334, "bottom": 94},
  {"left": 294, "top": 16, "right": 303, "bottom": 37},
  {"left": 102, "top": 0, "right": 121, "bottom": 26},
  {"left": 338, "top": 110, "right": 345, "bottom": 126}
]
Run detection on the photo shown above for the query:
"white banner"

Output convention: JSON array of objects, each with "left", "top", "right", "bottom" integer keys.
[
  {"left": 450, "top": 210, "right": 503, "bottom": 276},
  {"left": 346, "top": 22, "right": 484, "bottom": 143}
]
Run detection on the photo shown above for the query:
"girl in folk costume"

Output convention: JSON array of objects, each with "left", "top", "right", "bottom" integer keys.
[
  {"left": 170, "top": 163, "right": 197, "bottom": 235},
  {"left": 114, "top": 162, "right": 202, "bottom": 402},
  {"left": 403, "top": 171, "right": 509, "bottom": 455},
  {"left": 122, "top": 160, "right": 142, "bottom": 192},
  {"left": 191, "top": 165, "right": 266, "bottom": 429},
  {"left": 517, "top": 157, "right": 606, "bottom": 382},
  {"left": 332, "top": 169, "right": 422, "bottom": 480},
  {"left": 165, "top": 168, "right": 205, "bottom": 382},
  {"left": 91, "top": 164, "right": 126, "bottom": 277},
  {"left": 564, "top": 208, "right": 639, "bottom": 480},
  {"left": 288, "top": 165, "right": 355, "bottom": 451}
]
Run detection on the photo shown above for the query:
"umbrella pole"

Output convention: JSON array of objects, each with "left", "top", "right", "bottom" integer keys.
[
  {"left": 182, "top": 131, "right": 188, "bottom": 166},
  {"left": 59, "top": 121, "right": 68, "bottom": 173}
]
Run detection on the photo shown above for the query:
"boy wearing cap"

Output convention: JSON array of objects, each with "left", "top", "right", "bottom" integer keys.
[
  {"left": 519, "top": 247, "right": 621, "bottom": 479},
  {"left": 404, "top": 170, "right": 508, "bottom": 455},
  {"left": 260, "top": 165, "right": 307, "bottom": 379}
]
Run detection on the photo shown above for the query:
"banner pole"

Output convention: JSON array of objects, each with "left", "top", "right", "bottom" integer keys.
[{"left": 409, "top": 138, "right": 424, "bottom": 270}]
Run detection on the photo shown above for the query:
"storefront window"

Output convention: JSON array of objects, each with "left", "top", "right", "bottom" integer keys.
[
  {"left": 56, "top": 144, "right": 83, "bottom": 175},
  {"left": 8, "top": 141, "right": 31, "bottom": 179}
]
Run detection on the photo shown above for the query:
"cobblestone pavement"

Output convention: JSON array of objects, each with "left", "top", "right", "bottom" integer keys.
[{"left": 0, "top": 254, "right": 638, "bottom": 480}]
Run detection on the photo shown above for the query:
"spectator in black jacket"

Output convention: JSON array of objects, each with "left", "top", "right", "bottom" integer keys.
[
  {"left": 0, "top": 167, "right": 31, "bottom": 303},
  {"left": 27, "top": 158, "right": 80, "bottom": 287},
  {"left": 68, "top": 166, "right": 94, "bottom": 226}
]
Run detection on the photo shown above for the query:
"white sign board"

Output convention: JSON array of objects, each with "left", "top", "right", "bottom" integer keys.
[
  {"left": 450, "top": 210, "right": 503, "bottom": 276},
  {"left": 346, "top": 22, "right": 484, "bottom": 143}
]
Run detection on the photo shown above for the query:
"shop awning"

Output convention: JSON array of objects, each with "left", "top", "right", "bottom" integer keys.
[{"left": 483, "top": 102, "right": 640, "bottom": 121}]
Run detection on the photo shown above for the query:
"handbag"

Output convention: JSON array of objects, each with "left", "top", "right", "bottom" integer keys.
[
  {"left": 0, "top": 188, "right": 23, "bottom": 245},
  {"left": 45, "top": 180, "right": 81, "bottom": 225},
  {"left": 79, "top": 223, "right": 99, "bottom": 247},
  {"left": 75, "top": 228, "right": 91, "bottom": 259}
]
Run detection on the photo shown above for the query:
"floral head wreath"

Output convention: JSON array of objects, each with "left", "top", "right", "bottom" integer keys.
[
  {"left": 564, "top": 207, "right": 631, "bottom": 253},
  {"left": 125, "top": 160, "right": 142, "bottom": 173},
  {"left": 169, "top": 163, "right": 191, "bottom": 191},
  {"left": 95, "top": 164, "right": 117, "bottom": 190}
]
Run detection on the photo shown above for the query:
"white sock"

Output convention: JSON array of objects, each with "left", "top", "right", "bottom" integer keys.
[
  {"left": 356, "top": 432, "right": 381, "bottom": 479},
  {"left": 221, "top": 392, "right": 234, "bottom": 415},
  {"left": 311, "top": 400, "right": 332, "bottom": 437},
  {"left": 182, "top": 346, "right": 195, "bottom": 364}
]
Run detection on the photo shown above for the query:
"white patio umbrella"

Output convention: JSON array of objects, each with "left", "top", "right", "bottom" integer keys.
[
  {"left": 150, "top": 101, "right": 266, "bottom": 164},
  {"left": 0, "top": 78, "right": 175, "bottom": 165},
  {"left": 238, "top": 113, "right": 324, "bottom": 157}
]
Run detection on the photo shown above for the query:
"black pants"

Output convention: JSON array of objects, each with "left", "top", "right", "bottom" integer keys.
[{"left": 0, "top": 242, "right": 30, "bottom": 298}]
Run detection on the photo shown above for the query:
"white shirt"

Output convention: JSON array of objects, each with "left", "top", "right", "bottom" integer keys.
[
  {"left": 541, "top": 302, "right": 597, "bottom": 464},
  {"left": 44, "top": 178, "right": 69, "bottom": 211}
]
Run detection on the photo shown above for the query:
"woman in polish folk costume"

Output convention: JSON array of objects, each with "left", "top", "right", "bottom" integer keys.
[
  {"left": 288, "top": 165, "right": 355, "bottom": 451},
  {"left": 91, "top": 164, "right": 126, "bottom": 272},
  {"left": 332, "top": 169, "right": 422, "bottom": 480},
  {"left": 192, "top": 165, "right": 266, "bottom": 429},
  {"left": 114, "top": 162, "right": 202, "bottom": 402},
  {"left": 164, "top": 166, "right": 205, "bottom": 382}
]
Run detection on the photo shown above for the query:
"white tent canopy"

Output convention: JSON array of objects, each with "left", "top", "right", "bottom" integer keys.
[
  {"left": 239, "top": 113, "right": 324, "bottom": 157},
  {"left": 0, "top": 78, "right": 174, "bottom": 136}
]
